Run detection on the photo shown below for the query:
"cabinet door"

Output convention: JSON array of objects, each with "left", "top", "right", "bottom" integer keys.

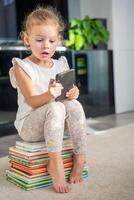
[
  {"left": 88, "top": 50, "right": 110, "bottom": 106},
  {"left": 74, "top": 50, "right": 115, "bottom": 117}
]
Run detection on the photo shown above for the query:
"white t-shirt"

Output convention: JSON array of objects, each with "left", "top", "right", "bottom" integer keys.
[{"left": 9, "top": 56, "right": 69, "bottom": 134}]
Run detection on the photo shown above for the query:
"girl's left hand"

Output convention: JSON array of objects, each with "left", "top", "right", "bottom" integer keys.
[{"left": 66, "top": 85, "right": 79, "bottom": 100}]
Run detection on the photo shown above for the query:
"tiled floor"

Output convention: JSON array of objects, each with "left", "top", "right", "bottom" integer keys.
[{"left": 86, "top": 110, "right": 134, "bottom": 134}]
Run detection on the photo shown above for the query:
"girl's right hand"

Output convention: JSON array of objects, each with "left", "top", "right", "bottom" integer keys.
[{"left": 48, "top": 79, "right": 63, "bottom": 98}]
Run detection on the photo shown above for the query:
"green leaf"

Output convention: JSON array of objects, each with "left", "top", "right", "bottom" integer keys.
[
  {"left": 84, "top": 43, "right": 89, "bottom": 49},
  {"left": 74, "top": 28, "right": 83, "bottom": 35},
  {"left": 95, "top": 20, "right": 103, "bottom": 28},
  {"left": 82, "top": 20, "right": 90, "bottom": 33},
  {"left": 69, "top": 30, "right": 75, "bottom": 41},
  {"left": 70, "top": 18, "right": 81, "bottom": 28},
  {"left": 75, "top": 35, "right": 85, "bottom": 51},
  {"left": 83, "top": 16, "right": 91, "bottom": 21},
  {"left": 83, "top": 32, "right": 92, "bottom": 44},
  {"left": 93, "top": 35, "right": 100, "bottom": 45},
  {"left": 65, "top": 40, "right": 74, "bottom": 47},
  {"left": 65, "top": 30, "right": 76, "bottom": 48}
]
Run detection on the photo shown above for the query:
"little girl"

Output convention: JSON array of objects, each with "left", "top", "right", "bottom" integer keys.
[{"left": 9, "top": 6, "right": 87, "bottom": 193}]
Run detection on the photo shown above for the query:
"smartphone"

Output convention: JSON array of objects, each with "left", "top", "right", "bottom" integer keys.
[{"left": 55, "top": 69, "right": 75, "bottom": 101}]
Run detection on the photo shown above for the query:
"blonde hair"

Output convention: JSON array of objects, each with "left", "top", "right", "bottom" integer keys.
[{"left": 21, "top": 6, "right": 65, "bottom": 42}]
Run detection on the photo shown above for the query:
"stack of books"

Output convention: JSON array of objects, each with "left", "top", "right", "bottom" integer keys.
[{"left": 6, "top": 139, "right": 88, "bottom": 190}]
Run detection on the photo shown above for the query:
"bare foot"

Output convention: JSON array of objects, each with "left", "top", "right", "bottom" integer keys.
[
  {"left": 47, "top": 152, "right": 70, "bottom": 193},
  {"left": 69, "top": 154, "right": 86, "bottom": 184}
]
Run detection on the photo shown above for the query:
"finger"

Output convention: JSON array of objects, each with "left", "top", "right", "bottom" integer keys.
[
  {"left": 49, "top": 79, "right": 55, "bottom": 84},
  {"left": 68, "top": 88, "right": 75, "bottom": 93},
  {"left": 55, "top": 83, "right": 63, "bottom": 88}
]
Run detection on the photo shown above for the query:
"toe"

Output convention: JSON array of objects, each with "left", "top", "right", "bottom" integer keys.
[{"left": 69, "top": 176, "right": 74, "bottom": 184}]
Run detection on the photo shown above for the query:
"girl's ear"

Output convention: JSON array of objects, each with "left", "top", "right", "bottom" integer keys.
[
  {"left": 23, "top": 32, "right": 30, "bottom": 48},
  {"left": 58, "top": 34, "right": 63, "bottom": 45},
  {"left": 58, "top": 34, "right": 62, "bottom": 41}
]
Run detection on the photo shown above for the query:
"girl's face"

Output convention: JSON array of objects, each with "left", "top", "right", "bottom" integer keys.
[{"left": 24, "top": 23, "right": 60, "bottom": 63}]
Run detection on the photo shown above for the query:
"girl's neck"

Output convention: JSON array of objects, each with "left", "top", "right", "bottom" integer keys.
[{"left": 28, "top": 55, "right": 53, "bottom": 68}]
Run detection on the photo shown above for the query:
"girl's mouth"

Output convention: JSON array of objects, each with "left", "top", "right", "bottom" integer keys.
[
  {"left": 42, "top": 52, "right": 49, "bottom": 55},
  {"left": 42, "top": 52, "right": 49, "bottom": 56}
]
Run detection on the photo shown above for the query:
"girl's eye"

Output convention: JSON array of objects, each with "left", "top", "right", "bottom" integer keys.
[
  {"left": 50, "top": 40, "right": 55, "bottom": 43},
  {"left": 36, "top": 39, "right": 43, "bottom": 42}
]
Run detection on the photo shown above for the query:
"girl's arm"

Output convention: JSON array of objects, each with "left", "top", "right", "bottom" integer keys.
[{"left": 14, "top": 64, "right": 63, "bottom": 108}]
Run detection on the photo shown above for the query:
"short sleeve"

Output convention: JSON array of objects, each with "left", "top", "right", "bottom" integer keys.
[
  {"left": 9, "top": 66, "right": 17, "bottom": 88},
  {"left": 9, "top": 57, "right": 35, "bottom": 88},
  {"left": 58, "top": 56, "right": 70, "bottom": 70}
]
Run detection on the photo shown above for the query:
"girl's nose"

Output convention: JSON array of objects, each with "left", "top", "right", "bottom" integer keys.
[{"left": 42, "top": 41, "right": 49, "bottom": 49}]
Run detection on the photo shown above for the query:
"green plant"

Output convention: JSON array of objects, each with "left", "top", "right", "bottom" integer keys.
[{"left": 65, "top": 16, "right": 109, "bottom": 51}]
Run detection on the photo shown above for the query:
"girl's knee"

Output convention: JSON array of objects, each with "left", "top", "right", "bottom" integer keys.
[
  {"left": 64, "top": 99, "right": 83, "bottom": 112},
  {"left": 47, "top": 101, "right": 66, "bottom": 118}
]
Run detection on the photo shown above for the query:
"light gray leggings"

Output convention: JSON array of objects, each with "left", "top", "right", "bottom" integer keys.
[{"left": 20, "top": 100, "right": 87, "bottom": 154}]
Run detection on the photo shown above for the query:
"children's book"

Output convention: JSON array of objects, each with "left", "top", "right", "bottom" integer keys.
[
  {"left": 10, "top": 167, "right": 49, "bottom": 179},
  {"left": 6, "top": 166, "right": 88, "bottom": 190},
  {"left": 15, "top": 139, "right": 73, "bottom": 152},
  {"left": 16, "top": 141, "right": 46, "bottom": 151},
  {"left": 10, "top": 161, "right": 47, "bottom": 174},
  {"left": 6, "top": 174, "right": 52, "bottom": 190},
  {"left": 9, "top": 146, "right": 48, "bottom": 158},
  {"left": 16, "top": 141, "right": 45, "bottom": 148},
  {"left": 9, "top": 151, "right": 73, "bottom": 165}
]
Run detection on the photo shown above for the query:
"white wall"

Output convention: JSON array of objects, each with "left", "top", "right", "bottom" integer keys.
[
  {"left": 68, "top": 0, "right": 80, "bottom": 21},
  {"left": 80, "top": 0, "right": 111, "bottom": 19},
  {"left": 112, "top": 0, "right": 134, "bottom": 113}
]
